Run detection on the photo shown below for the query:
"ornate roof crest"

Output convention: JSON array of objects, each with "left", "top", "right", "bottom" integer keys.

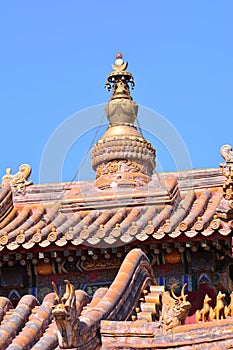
[
  {"left": 220, "top": 144, "right": 233, "bottom": 201},
  {"left": 1, "top": 164, "right": 33, "bottom": 195}
]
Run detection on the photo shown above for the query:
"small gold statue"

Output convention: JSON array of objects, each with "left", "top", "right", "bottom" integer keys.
[{"left": 2, "top": 164, "right": 33, "bottom": 194}]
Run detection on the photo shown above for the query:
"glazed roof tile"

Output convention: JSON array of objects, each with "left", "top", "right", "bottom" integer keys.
[
  {"left": 0, "top": 168, "right": 232, "bottom": 252},
  {"left": 7, "top": 294, "right": 55, "bottom": 350}
]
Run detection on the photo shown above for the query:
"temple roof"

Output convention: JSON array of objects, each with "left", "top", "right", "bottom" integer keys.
[
  {"left": 1, "top": 54, "right": 232, "bottom": 254},
  {"left": 0, "top": 52, "right": 233, "bottom": 349},
  {"left": 0, "top": 167, "right": 232, "bottom": 253}
]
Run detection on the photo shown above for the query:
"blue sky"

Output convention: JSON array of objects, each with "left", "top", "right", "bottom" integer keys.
[{"left": 1, "top": 1, "right": 233, "bottom": 184}]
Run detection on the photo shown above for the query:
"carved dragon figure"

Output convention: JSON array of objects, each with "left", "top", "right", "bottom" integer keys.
[
  {"left": 52, "top": 280, "right": 79, "bottom": 348},
  {"left": 160, "top": 284, "right": 191, "bottom": 330},
  {"left": 2, "top": 164, "right": 33, "bottom": 194},
  {"left": 52, "top": 249, "right": 154, "bottom": 349}
]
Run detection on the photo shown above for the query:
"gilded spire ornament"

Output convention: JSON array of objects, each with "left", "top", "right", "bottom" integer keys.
[
  {"left": 105, "top": 52, "right": 134, "bottom": 99},
  {"left": 104, "top": 53, "right": 138, "bottom": 128},
  {"left": 92, "top": 53, "right": 156, "bottom": 189}
]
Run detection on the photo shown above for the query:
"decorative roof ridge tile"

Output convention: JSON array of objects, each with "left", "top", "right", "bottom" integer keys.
[
  {"left": 201, "top": 228, "right": 214, "bottom": 236},
  {"left": 142, "top": 205, "right": 173, "bottom": 236},
  {"left": 0, "top": 295, "right": 39, "bottom": 349},
  {"left": 218, "top": 228, "right": 232, "bottom": 236},
  {"left": 6, "top": 241, "right": 19, "bottom": 250},
  {"left": 0, "top": 207, "right": 17, "bottom": 230},
  {"left": 9, "top": 297, "right": 55, "bottom": 349},
  {"left": 55, "top": 211, "right": 84, "bottom": 235},
  {"left": 184, "top": 230, "right": 198, "bottom": 238},
  {"left": 176, "top": 168, "right": 224, "bottom": 191},
  {"left": 71, "top": 237, "right": 83, "bottom": 246},
  {"left": 61, "top": 176, "right": 179, "bottom": 211},
  {"left": 71, "top": 210, "right": 100, "bottom": 240},
  {"left": 216, "top": 197, "right": 233, "bottom": 219},
  {"left": 22, "top": 241, "right": 35, "bottom": 249},
  {"left": 85, "top": 211, "right": 112, "bottom": 238},
  {"left": 6, "top": 204, "right": 45, "bottom": 243},
  {"left": 163, "top": 191, "right": 196, "bottom": 234},
  {"left": 55, "top": 238, "right": 67, "bottom": 246},
  {"left": 0, "top": 186, "right": 13, "bottom": 222},
  {"left": 135, "top": 232, "right": 149, "bottom": 241},
  {"left": 40, "top": 213, "right": 67, "bottom": 237},
  {"left": 39, "top": 239, "right": 50, "bottom": 248},
  {"left": 152, "top": 231, "right": 165, "bottom": 240},
  {"left": 127, "top": 206, "right": 157, "bottom": 234},
  {"left": 193, "top": 190, "right": 222, "bottom": 231},
  {"left": 30, "top": 319, "right": 58, "bottom": 350},
  {"left": 0, "top": 206, "right": 31, "bottom": 236},
  {"left": 97, "top": 208, "right": 127, "bottom": 233},
  {"left": 118, "top": 206, "right": 143, "bottom": 231},
  {"left": 103, "top": 236, "right": 116, "bottom": 245},
  {"left": 178, "top": 190, "right": 211, "bottom": 232},
  {"left": 168, "top": 230, "right": 182, "bottom": 238},
  {"left": 24, "top": 221, "right": 47, "bottom": 239}
]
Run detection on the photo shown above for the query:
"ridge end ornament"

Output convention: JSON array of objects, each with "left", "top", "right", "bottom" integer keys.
[
  {"left": 220, "top": 145, "right": 233, "bottom": 200},
  {"left": 2, "top": 163, "right": 33, "bottom": 195}
]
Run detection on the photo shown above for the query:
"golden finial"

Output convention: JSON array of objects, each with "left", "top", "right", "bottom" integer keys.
[
  {"left": 111, "top": 52, "right": 128, "bottom": 72},
  {"left": 105, "top": 52, "right": 135, "bottom": 96}
]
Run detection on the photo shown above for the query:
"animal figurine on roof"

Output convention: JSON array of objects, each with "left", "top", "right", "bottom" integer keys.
[
  {"left": 52, "top": 280, "right": 79, "bottom": 348},
  {"left": 160, "top": 284, "right": 191, "bottom": 330},
  {"left": 215, "top": 291, "right": 226, "bottom": 320},
  {"left": 196, "top": 294, "right": 212, "bottom": 323},
  {"left": 225, "top": 291, "right": 233, "bottom": 318}
]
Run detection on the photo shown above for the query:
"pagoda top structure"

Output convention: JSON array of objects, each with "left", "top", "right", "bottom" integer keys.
[{"left": 92, "top": 53, "right": 156, "bottom": 189}]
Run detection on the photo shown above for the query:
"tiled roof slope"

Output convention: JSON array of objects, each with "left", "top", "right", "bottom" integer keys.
[
  {"left": 0, "top": 168, "right": 232, "bottom": 252},
  {"left": 0, "top": 293, "right": 56, "bottom": 350}
]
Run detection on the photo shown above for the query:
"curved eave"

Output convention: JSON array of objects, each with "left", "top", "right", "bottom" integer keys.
[{"left": 0, "top": 183, "right": 232, "bottom": 252}]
